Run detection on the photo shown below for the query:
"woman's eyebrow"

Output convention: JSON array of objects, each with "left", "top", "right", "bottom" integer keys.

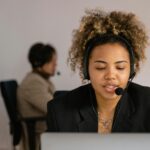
[
  {"left": 115, "top": 60, "right": 128, "bottom": 64},
  {"left": 94, "top": 60, "right": 107, "bottom": 64},
  {"left": 94, "top": 60, "right": 128, "bottom": 64}
]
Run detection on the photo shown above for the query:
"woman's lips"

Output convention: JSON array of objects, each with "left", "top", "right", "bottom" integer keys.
[{"left": 103, "top": 85, "right": 118, "bottom": 93}]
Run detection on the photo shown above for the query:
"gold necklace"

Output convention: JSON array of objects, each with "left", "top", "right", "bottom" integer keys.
[
  {"left": 98, "top": 112, "right": 113, "bottom": 132},
  {"left": 98, "top": 118, "right": 112, "bottom": 130}
]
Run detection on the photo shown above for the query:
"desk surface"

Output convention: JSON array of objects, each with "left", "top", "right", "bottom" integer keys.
[{"left": 41, "top": 133, "right": 150, "bottom": 150}]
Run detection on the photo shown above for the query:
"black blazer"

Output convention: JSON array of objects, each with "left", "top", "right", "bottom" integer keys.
[{"left": 47, "top": 82, "right": 150, "bottom": 132}]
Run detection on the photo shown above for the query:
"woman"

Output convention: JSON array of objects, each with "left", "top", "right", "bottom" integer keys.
[
  {"left": 47, "top": 9, "right": 150, "bottom": 133},
  {"left": 17, "top": 42, "right": 57, "bottom": 149}
]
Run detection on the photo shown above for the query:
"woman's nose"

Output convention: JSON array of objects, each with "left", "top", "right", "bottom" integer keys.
[{"left": 104, "top": 68, "right": 116, "bottom": 80}]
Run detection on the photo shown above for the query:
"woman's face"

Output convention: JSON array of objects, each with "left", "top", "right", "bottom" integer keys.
[
  {"left": 41, "top": 53, "right": 57, "bottom": 76},
  {"left": 88, "top": 43, "right": 130, "bottom": 101}
]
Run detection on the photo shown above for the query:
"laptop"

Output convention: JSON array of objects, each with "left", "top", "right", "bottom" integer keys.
[{"left": 41, "top": 133, "right": 150, "bottom": 150}]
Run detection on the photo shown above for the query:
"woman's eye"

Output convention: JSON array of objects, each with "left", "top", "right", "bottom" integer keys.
[
  {"left": 117, "top": 67, "right": 125, "bottom": 70},
  {"left": 96, "top": 67, "right": 106, "bottom": 70}
]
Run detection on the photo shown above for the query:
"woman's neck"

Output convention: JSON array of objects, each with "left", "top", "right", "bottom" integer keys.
[
  {"left": 95, "top": 93, "right": 120, "bottom": 114},
  {"left": 33, "top": 69, "right": 50, "bottom": 80}
]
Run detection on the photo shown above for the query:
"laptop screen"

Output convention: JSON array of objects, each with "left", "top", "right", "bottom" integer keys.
[{"left": 41, "top": 133, "right": 150, "bottom": 150}]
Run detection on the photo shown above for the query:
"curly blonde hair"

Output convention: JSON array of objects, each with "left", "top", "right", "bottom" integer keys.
[{"left": 68, "top": 8, "right": 149, "bottom": 79}]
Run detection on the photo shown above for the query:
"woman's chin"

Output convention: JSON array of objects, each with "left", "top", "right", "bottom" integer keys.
[{"left": 98, "top": 90, "right": 120, "bottom": 101}]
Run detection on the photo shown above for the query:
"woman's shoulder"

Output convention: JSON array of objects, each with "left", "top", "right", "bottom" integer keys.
[
  {"left": 129, "top": 82, "right": 150, "bottom": 94},
  {"left": 22, "top": 72, "right": 49, "bottom": 86},
  {"left": 128, "top": 82, "right": 150, "bottom": 103},
  {"left": 47, "top": 84, "right": 91, "bottom": 109}
]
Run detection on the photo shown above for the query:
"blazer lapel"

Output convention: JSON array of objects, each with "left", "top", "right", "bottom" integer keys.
[
  {"left": 77, "top": 105, "right": 98, "bottom": 132},
  {"left": 75, "top": 84, "right": 98, "bottom": 132},
  {"left": 112, "top": 92, "right": 135, "bottom": 132}
]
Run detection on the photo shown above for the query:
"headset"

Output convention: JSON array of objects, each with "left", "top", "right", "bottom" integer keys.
[{"left": 83, "top": 34, "right": 135, "bottom": 80}]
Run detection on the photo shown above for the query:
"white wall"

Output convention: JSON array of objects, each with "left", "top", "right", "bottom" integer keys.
[{"left": 0, "top": 0, "right": 150, "bottom": 149}]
